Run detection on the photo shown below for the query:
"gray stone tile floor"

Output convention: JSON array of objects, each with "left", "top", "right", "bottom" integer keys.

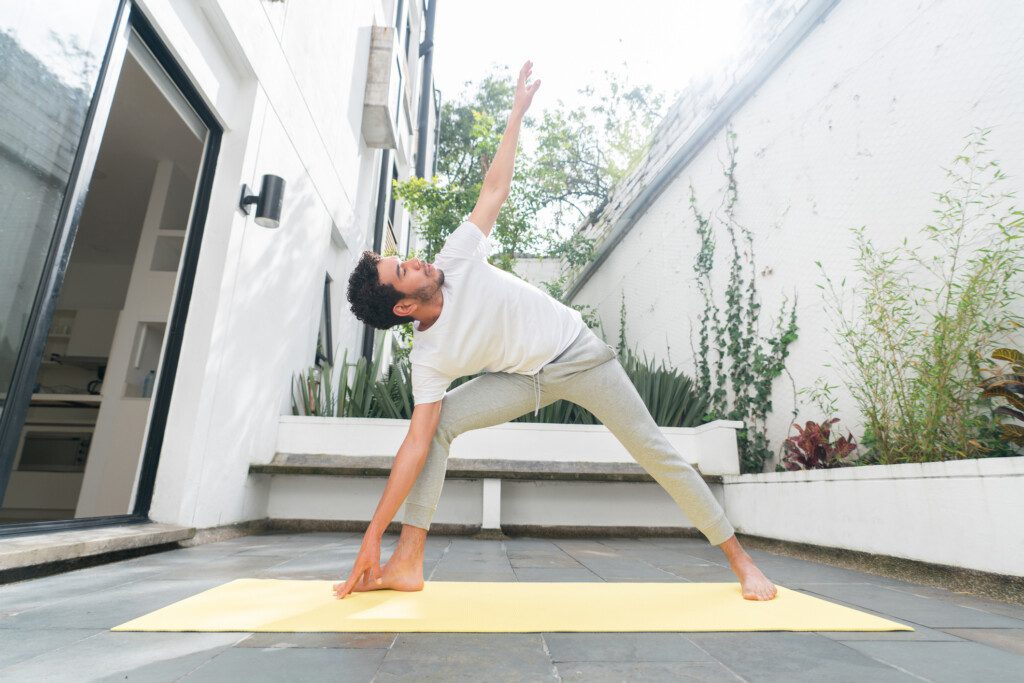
[{"left": 1, "top": 531, "right": 1022, "bottom": 682}]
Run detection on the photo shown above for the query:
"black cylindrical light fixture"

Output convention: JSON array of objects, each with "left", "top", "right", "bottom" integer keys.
[{"left": 239, "top": 174, "right": 286, "bottom": 228}]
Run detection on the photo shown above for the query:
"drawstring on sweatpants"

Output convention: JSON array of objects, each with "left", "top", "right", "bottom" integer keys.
[{"left": 532, "top": 371, "right": 541, "bottom": 416}]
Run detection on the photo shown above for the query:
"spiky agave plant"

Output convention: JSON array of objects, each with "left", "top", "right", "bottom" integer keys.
[
  {"left": 296, "top": 335, "right": 709, "bottom": 427},
  {"left": 979, "top": 347, "right": 1024, "bottom": 447},
  {"left": 513, "top": 345, "right": 709, "bottom": 427},
  {"left": 291, "top": 358, "right": 336, "bottom": 416}
]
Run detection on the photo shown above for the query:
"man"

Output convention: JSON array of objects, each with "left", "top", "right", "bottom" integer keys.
[{"left": 336, "top": 61, "right": 777, "bottom": 601}]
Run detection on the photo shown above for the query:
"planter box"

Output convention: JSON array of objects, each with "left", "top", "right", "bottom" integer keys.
[
  {"left": 721, "top": 456, "right": 1024, "bottom": 576},
  {"left": 275, "top": 417, "right": 744, "bottom": 475}
]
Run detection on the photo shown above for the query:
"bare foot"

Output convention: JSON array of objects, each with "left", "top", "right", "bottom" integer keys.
[
  {"left": 729, "top": 557, "right": 777, "bottom": 601},
  {"left": 334, "top": 556, "right": 424, "bottom": 595}
]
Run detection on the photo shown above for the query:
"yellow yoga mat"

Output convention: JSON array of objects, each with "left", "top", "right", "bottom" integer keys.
[{"left": 112, "top": 580, "right": 912, "bottom": 633}]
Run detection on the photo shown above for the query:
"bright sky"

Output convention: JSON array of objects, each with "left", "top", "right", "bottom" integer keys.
[{"left": 433, "top": 0, "right": 750, "bottom": 112}]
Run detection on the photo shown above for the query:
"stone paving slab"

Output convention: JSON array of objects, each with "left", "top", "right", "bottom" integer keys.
[
  {"left": 840, "top": 640, "right": 1024, "bottom": 683},
  {"left": 941, "top": 628, "right": 1024, "bottom": 656},
  {"left": 0, "top": 627, "right": 105, "bottom": 669},
  {"left": 179, "top": 646, "right": 388, "bottom": 682},
  {"left": 543, "top": 632, "right": 715, "bottom": 662},
  {"left": 0, "top": 631, "right": 244, "bottom": 681},
  {"left": 0, "top": 578, "right": 226, "bottom": 630},
  {"left": 375, "top": 633, "right": 558, "bottom": 681},
  {"left": 1, "top": 532, "right": 1022, "bottom": 681},
  {"left": 555, "top": 660, "right": 742, "bottom": 681},
  {"left": 795, "top": 583, "right": 1024, "bottom": 629},
  {"left": 684, "top": 632, "right": 921, "bottom": 682},
  {"left": 237, "top": 632, "right": 396, "bottom": 649}
]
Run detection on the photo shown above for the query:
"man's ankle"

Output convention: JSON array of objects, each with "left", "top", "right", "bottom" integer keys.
[
  {"left": 390, "top": 525, "right": 427, "bottom": 565},
  {"left": 389, "top": 548, "right": 424, "bottom": 566}
]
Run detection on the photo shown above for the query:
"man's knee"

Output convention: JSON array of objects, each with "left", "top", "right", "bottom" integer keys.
[{"left": 435, "top": 404, "right": 464, "bottom": 446}]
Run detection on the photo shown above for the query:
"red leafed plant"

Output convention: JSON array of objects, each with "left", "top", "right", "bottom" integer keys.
[{"left": 781, "top": 419, "right": 859, "bottom": 470}]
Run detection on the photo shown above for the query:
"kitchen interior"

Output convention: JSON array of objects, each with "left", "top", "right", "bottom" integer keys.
[{"left": 0, "top": 35, "right": 205, "bottom": 524}]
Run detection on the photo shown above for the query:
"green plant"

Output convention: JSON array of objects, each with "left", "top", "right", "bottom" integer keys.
[
  {"left": 451, "top": 340, "right": 709, "bottom": 428},
  {"left": 613, "top": 345, "right": 709, "bottom": 427},
  {"left": 294, "top": 326, "right": 708, "bottom": 427},
  {"left": 819, "top": 127, "right": 1024, "bottom": 464},
  {"left": 292, "top": 334, "right": 396, "bottom": 418},
  {"left": 780, "top": 419, "right": 859, "bottom": 470},
  {"left": 798, "top": 377, "right": 841, "bottom": 418},
  {"left": 291, "top": 354, "right": 337, "bottom": 417},
  {"left": 979, "top": 346, "right": 1024, "bottom": 453},
  {"left": 393, "top": 65, "right": 666, "bottom": 269},
  {"left": 689, "top": 126, "right": 799, "bottom": 473}
]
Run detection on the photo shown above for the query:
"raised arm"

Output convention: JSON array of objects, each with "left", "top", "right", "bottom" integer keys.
[
  {"left": 334, "top": 399, "right": 442, "bottom": 598},
  {"left": 469, "top": 60, "right": 541, "bottom": 237}
]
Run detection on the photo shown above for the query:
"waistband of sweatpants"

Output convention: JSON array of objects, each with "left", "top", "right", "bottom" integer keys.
[{"left": 550, "top": 324, "right": 590, "bottom": 362}]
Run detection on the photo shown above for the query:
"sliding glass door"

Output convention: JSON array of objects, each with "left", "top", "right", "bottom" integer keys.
[
  {"left": 0, "top": 1, "right": 221, "bottom": 533},
  {"left": 0, "top": 0, "right": 127, "bottom": 498}
]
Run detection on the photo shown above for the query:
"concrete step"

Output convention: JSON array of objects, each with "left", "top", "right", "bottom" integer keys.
[
  {"left": 251, "top": 453, "right": 722, "bottom": 483},
  {"left": 0, "top": 522, "right": 194, "bottom": 573},
  {"left": 251, "top": 454, "right": 725, "bottom": 533}
]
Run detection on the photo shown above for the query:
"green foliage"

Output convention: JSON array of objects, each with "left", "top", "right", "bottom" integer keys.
[
  {"left": 291, "top": 354, "right": 337, "bottom": 417},
  {"left": 291, "top": 335, "right": 416, "bottom": 419},
  {"left": 780, "top": 419, "right": 860, "bottom": 471},
  {"left": 392, "top": 64, "right": 666, "bottom": 274},
  {"left": 689, "top": 126, "right": 799, "bottom": 473},
  {"left": 538, "top": 233, "right": 601, "bottom": 329},
  {"left": 612, "top": 345, "right": 710, "bottom": 427},
  {"left": 389, "top": 64, "right": 661, "bottom": 361},
  {"left": 457, "top": 341, "right": 709, "bottom": 428},
  {"left": 292, "top": 334, "right": 708, "bottom": 428},
  {"left": 978, "top": 344, "right": 1024, "bottom": 455},
  {"left": 616, "top": 291, "right": 628, "bottom": 357},
  {"left": 818, "top": 127, "right": 1024, "bottom": 464}
]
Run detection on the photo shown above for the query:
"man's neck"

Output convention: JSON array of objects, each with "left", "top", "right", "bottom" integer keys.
[{"left": 415, "top": 290, "right": 444, "bottom": 332}]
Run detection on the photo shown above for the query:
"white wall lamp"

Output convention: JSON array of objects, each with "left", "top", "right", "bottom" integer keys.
[{"left": 239, "top": 174, "right": 286, "bottom": 228}]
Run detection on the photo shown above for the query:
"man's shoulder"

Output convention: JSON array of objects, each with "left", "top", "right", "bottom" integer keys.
[{"left": 437, "top": 220, "right": 490, "bottom": 261}]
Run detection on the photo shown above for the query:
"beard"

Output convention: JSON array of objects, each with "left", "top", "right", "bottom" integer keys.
[{"left": 411, "top": 268, "right": 444, "bottom": 301}]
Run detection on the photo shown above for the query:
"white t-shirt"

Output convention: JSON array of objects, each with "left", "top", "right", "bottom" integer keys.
[{"left": 409, "top": 220, "right": 585, "bottom": 404}]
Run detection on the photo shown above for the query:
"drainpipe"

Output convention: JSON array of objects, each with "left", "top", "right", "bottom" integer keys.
[
  {"left": 430, "top": 86, "right": 441, "bottom": 178},
  {"left": 415, "top": 0, "right": 437, "bottom": 179},
  {"left": 362, "top": 148, "right": 392, "bottom": 361},
  {"left": 363, "top": 2, "right": 435, "bottom": 362}
]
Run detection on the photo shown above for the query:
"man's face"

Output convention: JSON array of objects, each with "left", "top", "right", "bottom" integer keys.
[{"left": 376, "top": 255, "right": 444, "bottom": 315}]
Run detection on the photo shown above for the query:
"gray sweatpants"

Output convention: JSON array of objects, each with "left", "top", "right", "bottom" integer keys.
[{"left": 400, "top": 326, "right": 736, "bottom": 546}]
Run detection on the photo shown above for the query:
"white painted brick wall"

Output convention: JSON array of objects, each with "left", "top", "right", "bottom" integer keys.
[{"left": 570, "top": 0, "right": 1024, "bottom": 468}]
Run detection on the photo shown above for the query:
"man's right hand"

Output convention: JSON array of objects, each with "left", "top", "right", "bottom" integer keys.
[
  {"left": 333, "top": 533, "right": 383, "bottom": 599},
  {"left": 511, "top": 60, "right": 541, "bottom": 117}
]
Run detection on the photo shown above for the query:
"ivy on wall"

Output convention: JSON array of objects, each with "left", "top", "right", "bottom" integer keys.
[{"left": 689, "top": 126, "right": 799, "bottom": 473}]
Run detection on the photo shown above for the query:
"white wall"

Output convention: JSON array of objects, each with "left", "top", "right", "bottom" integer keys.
[
  {"left": 570, "top": 0, "right": 1024, "bottom": 469},
  {"left": 142, "top": 0, "right": 431, "bottom": 528},
  {"left": 721, "top": 457, "right": 1024, "bottom": 576},
  {"left": 512, "top": 256, "right": 562, "bottom": 290}
]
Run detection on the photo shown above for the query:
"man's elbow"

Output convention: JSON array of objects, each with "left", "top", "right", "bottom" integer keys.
[
  {"left": 410, "top": 400, "right": 443, "bottom": 443},
  {"left": 481, "top": 182, "right": 510, "bottom": 203}
]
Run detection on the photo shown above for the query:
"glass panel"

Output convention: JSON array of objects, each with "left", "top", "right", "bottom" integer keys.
[{"left": 0, "top": 0, "right": 120, "bottom": 419}]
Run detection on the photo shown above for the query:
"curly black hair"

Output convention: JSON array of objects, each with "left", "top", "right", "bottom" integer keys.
[{"left": 346, "top": 250, "right": 414, "bottom": 330}]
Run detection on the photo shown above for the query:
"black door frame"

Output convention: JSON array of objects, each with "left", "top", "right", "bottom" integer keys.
[{"left": 0, "top": 2, "right": 223, "bottom": 537}]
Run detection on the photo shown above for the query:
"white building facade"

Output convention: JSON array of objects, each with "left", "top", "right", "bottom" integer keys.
[{"left": 0, "top": 0, "right": 439, "bottom": 534}]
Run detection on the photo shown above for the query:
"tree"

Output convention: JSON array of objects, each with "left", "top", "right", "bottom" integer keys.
[{"left": 394, "top": 63, "right": 667, "bottom": 277}]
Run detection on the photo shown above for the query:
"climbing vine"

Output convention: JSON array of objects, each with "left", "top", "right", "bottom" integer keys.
[{"left": 690, "top": 126, "right": 799, "bottom": 473}]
